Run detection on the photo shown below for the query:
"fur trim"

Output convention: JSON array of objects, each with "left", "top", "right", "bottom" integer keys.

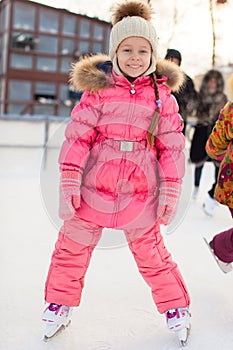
[
  {"left": 156, "top": 60, "right": 186, "bottom": 92},
  {"left": 70, "top": 55, "right": 185, "bottom": 93},
  {"left": 111, "top": 0, "right": 153, "bottom": 26},
  {"left": 69, "top": 54, "right": 111, "bottom": 93}
]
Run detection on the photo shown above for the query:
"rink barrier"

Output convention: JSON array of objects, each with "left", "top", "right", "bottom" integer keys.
[
  {"left": 0, "top": 113, "right": 196, "bottom": 166},
  {"left": 0, "top": 114, "right": 69, "bottom": 167},
  {"left": 0, "top": 114, "right": 69, "bottom": 148}
]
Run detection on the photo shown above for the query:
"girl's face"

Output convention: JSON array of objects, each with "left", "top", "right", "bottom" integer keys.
[
  {"left": 207, "top": 77, "right": 217, "bottom": 93},
  {"left": 116, "top": 36, "right": 152, "bottom": 78}
]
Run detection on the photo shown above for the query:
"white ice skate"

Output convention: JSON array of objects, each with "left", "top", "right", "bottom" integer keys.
[
  {"left": 192, "top": 186, "right": 199, "bottom": 200},
  {"left": 203, "top": 195, "right": 217, "bottom": 216},
  {"left": 203, "top": 237, "right": 233, "bottom": 274},
  {"left": 166, "top": 307, "right": 191, "bottom": 347},
  {"left": 42, "top": 303, "right": 73, "bottom": 341}
]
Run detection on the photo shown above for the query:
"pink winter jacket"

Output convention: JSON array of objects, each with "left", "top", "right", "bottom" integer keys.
[{"left": 59, "top": 55, "right": 185, "bottom": 231}]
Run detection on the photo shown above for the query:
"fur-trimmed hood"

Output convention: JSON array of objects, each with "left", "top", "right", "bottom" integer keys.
[{"left": 69, "top": 54, "right": 185, "bottom": 93}]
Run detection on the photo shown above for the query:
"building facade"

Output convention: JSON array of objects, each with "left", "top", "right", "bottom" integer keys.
[{"left": 0, "top": 0, "right": 110, "bottom": 117}]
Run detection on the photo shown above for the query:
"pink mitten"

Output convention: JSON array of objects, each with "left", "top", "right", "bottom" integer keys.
[
  {"left": 59, "top": 171, "right": 82, "bottom": 221},
  {"left": 157, "top": 181, "right": 181, "bottom": 225}
]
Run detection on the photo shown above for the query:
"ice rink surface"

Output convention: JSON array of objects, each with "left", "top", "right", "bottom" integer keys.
[{"left": 1, "top": 142, "right": 233, "bottom": 350}]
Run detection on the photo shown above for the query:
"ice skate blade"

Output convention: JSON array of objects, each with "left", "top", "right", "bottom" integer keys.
[
  {"left": 43, "top": 320, "right": 71, "bottom": 342},
  {"left": 178, "top": 324, "right": 191, "bottom": 348}
]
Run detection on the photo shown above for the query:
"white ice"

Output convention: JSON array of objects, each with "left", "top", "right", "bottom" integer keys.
[{"left": 0, "top": 122, "right": 233, "bottom": 350}]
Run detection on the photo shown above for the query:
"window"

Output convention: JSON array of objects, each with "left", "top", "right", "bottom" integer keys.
[
  {"left": 34, "top": 104, "right": 55, "bottom": 115},
  {"left": 34, "top": 82, "right": 56, "bottom": 104},
  {"left": 59, "top": 84, "right": 69, "bottom": 101},
  {"left": 10, "top": 54, "right": 33, "bottom": 69},
  {"left": 11, "top": 32, "right": 36, "bottom": 51},
  {"left": 0, "top": 78, "right": 5, "bottom": 101},
  {"left": 0, "top": 9, "right": 3, "bottom": 34},
  {"left": 105, "top": 28, "right": 111, "bottom": 52},
  {"left": 80, "top": 20, "right": 91, "bottom": 38},
  {"left": 60, "top": 57, "right": 72, "bottom": 73},
  {"left": 0, "top": 33, "right": 7, "bottom": 74},
  {"left": 78, "top": 41, "right": 90, "bottom": 54},
  {"left": 37, "top": 35, "right": 58, "bottom": 54},
  {"left": 0, "top": 4, "right": 9, "bottom": 33},
  {"left": 58, "top": 104, "right": 71, "bottom": 117},
  {"left": 9, "top": 81, "right": 31, "bottom": 100},
  {"left": 39, "top": 9, "right": 59, "bottom": 33},
  {"left": 8, "top": 103, "right": 30, "bottom": 114},
  {"left": 92, "top": 42, "right": 103, "bottom": 54},
  {"left": 63, "top": 15, "right": 76, "bottom": 35},
  {"left": 0, "top": 78, "right": 4, "bottom": 113},
  {"left": 61, "top": 38, "right": 75, "bottom": 55},
  {"left": 13, "top": 2, "right": 35, "bottom": 30},
  {"left": 93, "top": 24, "right": 103, "bottom": 40},
  {"left": 36, "top": 57, "right": 57, "bottom": 72}
]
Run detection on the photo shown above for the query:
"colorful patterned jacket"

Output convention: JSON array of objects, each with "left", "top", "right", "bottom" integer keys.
[{"left": 206, "top": 102, "right": 233, "bottom": 208}]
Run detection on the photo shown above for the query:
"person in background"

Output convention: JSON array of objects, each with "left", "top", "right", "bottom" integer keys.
[
  {"left": 204, "top": 74, "right": 233, "bottom": 273},
  {"left": 165, "top": 49, "right": 198, "bottom": 135},
  {"left": 190, "top": 69, "right": 227, "bottom": 215},
  {"left": 41, "top": 0, "right": 191, "bottom": 346}
]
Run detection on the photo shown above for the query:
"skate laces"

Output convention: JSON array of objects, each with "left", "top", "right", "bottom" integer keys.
[
  {"left": 166, "top": 307, "right": 190, "bottom": 333},
  {"left": 43, "top": 303, "right": 71, "bottom": 324}
]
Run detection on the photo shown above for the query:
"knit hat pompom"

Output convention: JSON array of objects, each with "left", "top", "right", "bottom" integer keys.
[
  {"left": 111, "top": 0, "right": 153, "bottom": 25},
  {"left": 109, "top": 0, "right": 158, "bottom": 76}
]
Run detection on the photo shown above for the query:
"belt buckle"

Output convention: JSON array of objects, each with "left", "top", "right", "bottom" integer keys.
[{"left": 120, "top": 141, "right": 134, "bottom": 152}]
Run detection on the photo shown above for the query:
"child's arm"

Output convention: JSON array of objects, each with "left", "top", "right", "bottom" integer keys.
[
  {"left": 155, "top": 94, "right": 185, "bottom": 184},
  {"left": 206, "top": 102, "right": 233, "bottom": 159},
  {"left": 58, "top": 92, "right": 100, "bottom": 220},
  {"left": 59, "top": 92, "right": 100, "bottom": 174},
  {"left": 155, "top": 91, "right": 185, "bottom": 225}
]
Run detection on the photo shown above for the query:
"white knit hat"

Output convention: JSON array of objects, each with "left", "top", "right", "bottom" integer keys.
[{"left": 109, "top": 1, "right": 158, "bottom": 76}]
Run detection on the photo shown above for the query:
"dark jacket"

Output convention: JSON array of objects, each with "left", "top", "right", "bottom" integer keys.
[
  {"left": 173, "top": 73, "right": 198, "bottom": 121},
  {"left": 190, "top": 70, "right": 227, "bottom": 165}
]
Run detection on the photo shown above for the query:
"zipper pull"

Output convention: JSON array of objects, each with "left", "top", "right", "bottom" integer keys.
[{"left": 130, "top": 84, "right": 136, "bottom": 94}]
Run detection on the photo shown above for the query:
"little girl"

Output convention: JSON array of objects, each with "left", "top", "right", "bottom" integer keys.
[
  {"left": 205, "top": 74, "right": 233, "bottom": 273},
  {"left": 42, "top": 0, "right": 191, "bottom": 346}
]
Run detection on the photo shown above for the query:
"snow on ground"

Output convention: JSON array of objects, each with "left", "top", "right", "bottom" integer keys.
[{"left": 0, "top": 139, "right": 233, "bottom": 350}]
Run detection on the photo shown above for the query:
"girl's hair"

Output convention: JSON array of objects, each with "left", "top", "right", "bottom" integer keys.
[{"left": 147, "top": 73, "right": 160, "bottom": 147}]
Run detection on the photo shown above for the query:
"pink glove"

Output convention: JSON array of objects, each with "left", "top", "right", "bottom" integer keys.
[
  {"left": 157, "top": 181, "right": 181, "bottom": 225},
  {"left": 59, "top": 171, "right": 82, "bottom": 221}
]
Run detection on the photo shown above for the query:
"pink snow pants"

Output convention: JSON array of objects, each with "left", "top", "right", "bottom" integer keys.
[{"left": 45, "top": 216, "right": 190, "bottom": 314}]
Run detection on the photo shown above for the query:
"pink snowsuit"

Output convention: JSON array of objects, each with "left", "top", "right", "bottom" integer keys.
[{"left": 45, "top": 56, "right": 190, "bottom": 313}]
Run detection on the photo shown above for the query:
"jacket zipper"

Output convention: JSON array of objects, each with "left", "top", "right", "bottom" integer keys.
[{"left": 110, "top": 82, "right": 136, "bottom": 228}]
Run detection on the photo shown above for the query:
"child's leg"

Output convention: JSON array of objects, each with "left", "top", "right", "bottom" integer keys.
[
  {"left": 194, "top": 164, "right": 204, "bottom": 187},
  {"left": 126, "top": 224, "right": 190, "bottom": 314},
  {"left": 208, "top": 162, "right": 220, "bottom": 198},
  {"left": 212, "top": 227, "right": 233, "bottom": 263},
  {"left": 45, "top": 215, "right": 103, "bottom": 306}
]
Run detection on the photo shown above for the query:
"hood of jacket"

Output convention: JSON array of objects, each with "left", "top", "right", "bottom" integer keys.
[{"left": 69, "top": 54, "right": 185, "bottom": 94}]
